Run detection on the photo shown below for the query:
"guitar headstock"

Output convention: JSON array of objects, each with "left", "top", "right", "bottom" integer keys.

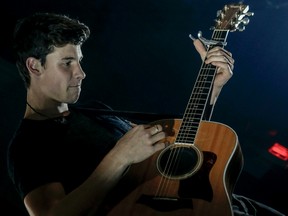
[{"left": 213, "top": 3, "right": 254, "bottom": 32}]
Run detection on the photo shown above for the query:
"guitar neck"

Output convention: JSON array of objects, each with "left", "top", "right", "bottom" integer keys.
[{"left": 176, "top": 30, "right": 229, "bottom": 145}]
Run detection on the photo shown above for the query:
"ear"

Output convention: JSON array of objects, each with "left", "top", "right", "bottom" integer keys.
[{"left": 26, "top": 57, "right": 42, "bottom": 76}]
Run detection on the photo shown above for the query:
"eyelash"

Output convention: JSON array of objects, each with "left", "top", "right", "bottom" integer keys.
[
  {"left": 63, "top": 59, "right": 82, "bottom": 67},
  {"left": 65, "top": 61, "right": 72, "bottom": 66}
]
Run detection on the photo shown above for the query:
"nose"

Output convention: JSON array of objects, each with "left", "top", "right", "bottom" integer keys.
[{"left": 75, "top": 64, "right": 86, "bottom": 80}]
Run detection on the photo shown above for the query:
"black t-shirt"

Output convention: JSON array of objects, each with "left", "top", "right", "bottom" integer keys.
[
  {"left": 7, "top": 103, "right": 132, "bottom": 200},
  {"left": 6, "top": 102, "right": 284, "bottom": 215}
]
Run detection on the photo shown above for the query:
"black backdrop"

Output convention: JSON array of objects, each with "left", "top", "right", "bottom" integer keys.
[{"left": 0, "top": 0, "right": 287, "bottom": 215}]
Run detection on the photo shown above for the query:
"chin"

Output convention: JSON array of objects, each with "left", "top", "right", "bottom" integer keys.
[
  {"left": 66, "top": 95, "right": 80, "bottom": 104},
  {"left": 70, "top": 98, "right": 80, "bottom": 104}
]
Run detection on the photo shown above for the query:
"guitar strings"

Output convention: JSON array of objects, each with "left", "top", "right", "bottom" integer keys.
[
  {"left": 155, "top": 31, "right": 218, "bottom": 197},
  {"left": 154, "top": 29, "right": 229, "bottom": 199}
]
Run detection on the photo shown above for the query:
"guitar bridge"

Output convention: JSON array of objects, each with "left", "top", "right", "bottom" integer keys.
[{"left": 137, "top": 194, "right": 193, "bottom": 212}]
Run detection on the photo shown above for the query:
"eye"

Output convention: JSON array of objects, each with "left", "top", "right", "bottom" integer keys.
[{"left": 64, "top": 60, "right": 72, "bottom": 66}]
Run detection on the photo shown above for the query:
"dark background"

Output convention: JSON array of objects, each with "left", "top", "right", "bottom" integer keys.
[{"left": 1, "top": 0, "right": 288, "bottom": 215}]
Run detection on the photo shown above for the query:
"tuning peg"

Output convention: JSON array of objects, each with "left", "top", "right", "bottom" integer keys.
[
  {"left": 235, "top": 17, "right": 250, "bottom": 32},
  {"left": 241, "top": 17, "right": 250, "bottom": 25},
  {"left": 238, "top": 25, "right": 246, "bottom": 32},
  {"left": 244, "top": 12, "right": 254, "bottom": 17}
]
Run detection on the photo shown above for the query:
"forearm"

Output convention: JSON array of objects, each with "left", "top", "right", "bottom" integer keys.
[
  {"left": 210, "top": 85, "right": 222, "bottom": 105},
  {"left": 47, "top": 150, "right": 129, "bottom": 216},
  {"left": 203, "top": 85, "right": 222, "bottom": 121}
]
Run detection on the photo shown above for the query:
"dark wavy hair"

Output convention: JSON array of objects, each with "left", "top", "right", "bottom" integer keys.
[{"left": 13, "top": 12, "right": 90, "bottom": 88}]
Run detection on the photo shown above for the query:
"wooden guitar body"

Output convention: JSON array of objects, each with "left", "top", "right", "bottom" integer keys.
[
  {"left": 97, "top": 3, "right": 252, "bottom": 215},
  {"left": 100, "top": 119, "right": 243, "bottom": 216}
]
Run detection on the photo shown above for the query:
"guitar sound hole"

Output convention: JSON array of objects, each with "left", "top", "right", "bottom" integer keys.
[{"left": 157, "top": 145, "right": 203, "bottom": 179}]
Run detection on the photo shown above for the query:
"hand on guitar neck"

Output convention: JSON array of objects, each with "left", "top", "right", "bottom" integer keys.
[{"left": 193, "top": 38, "right": 234, "bottom": 105}]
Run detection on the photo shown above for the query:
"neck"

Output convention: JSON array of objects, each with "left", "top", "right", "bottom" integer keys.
[{"left": 25, "top": 101, "right": 70, "bottom": 120}]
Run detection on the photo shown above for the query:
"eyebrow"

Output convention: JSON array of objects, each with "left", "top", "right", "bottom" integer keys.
[{"left": 62, "top": 56, "right": 83, "bottom": 61}]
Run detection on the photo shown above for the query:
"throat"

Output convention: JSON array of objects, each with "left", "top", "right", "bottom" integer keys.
[{"left": 25, "top": 102, "right": 70, "bottom": 120}]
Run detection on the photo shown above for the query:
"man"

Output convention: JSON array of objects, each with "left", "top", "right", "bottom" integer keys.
[{"left": 7, "top": 12, "right": 283, "bottom": 216}]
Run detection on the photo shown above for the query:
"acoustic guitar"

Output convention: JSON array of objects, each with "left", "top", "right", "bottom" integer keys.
[{"left": 99, "top": 3, "right": 253, "bottom": 216}]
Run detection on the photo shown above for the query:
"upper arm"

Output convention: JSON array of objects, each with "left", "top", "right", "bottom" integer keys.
[{"left": 24, "top": 182, "right": 65, "bottom": 216}]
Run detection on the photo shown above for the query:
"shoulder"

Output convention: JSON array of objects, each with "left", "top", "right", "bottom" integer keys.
[{"left": 69, "top": 100, "right": 133, "bottom": 137}]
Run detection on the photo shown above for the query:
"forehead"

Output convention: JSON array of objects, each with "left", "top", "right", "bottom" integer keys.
[{"left": 48, "top": 44, "right": 83, "bottom": 59}]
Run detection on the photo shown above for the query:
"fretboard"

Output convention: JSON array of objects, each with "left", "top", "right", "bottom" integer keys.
[{"left": 175, "top": 30, "right": 229, "bottom": 145}]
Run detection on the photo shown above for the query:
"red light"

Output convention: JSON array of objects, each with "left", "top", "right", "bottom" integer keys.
[{"left": 268, "top": 143, "right": 288, "bottom": 161}]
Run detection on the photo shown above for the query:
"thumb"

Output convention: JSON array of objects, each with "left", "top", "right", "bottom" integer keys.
[{"left": 193, "top": 39, "right": 207, "bottom": 61}]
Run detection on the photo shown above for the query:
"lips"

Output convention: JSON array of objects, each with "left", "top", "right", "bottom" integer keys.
[{"left": 69, "top": 84, "right": 81, "bottom": 88}]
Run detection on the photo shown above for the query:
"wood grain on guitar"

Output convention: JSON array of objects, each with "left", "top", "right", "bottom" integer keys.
[{"left": 99, "top": 3, "right": 253, "bottom": 216}]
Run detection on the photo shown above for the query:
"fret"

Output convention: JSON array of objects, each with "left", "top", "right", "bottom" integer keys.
[{"left": 176, "top": 29, "right": 229, "bottom": 144}]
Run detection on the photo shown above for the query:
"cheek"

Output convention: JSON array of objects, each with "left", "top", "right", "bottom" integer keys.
[
  {"left": 50, "top": 66, "right": 71, "bottom": 82},
  {"left": 41, "top": 70, "right": 68, "bottom": 91}
]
